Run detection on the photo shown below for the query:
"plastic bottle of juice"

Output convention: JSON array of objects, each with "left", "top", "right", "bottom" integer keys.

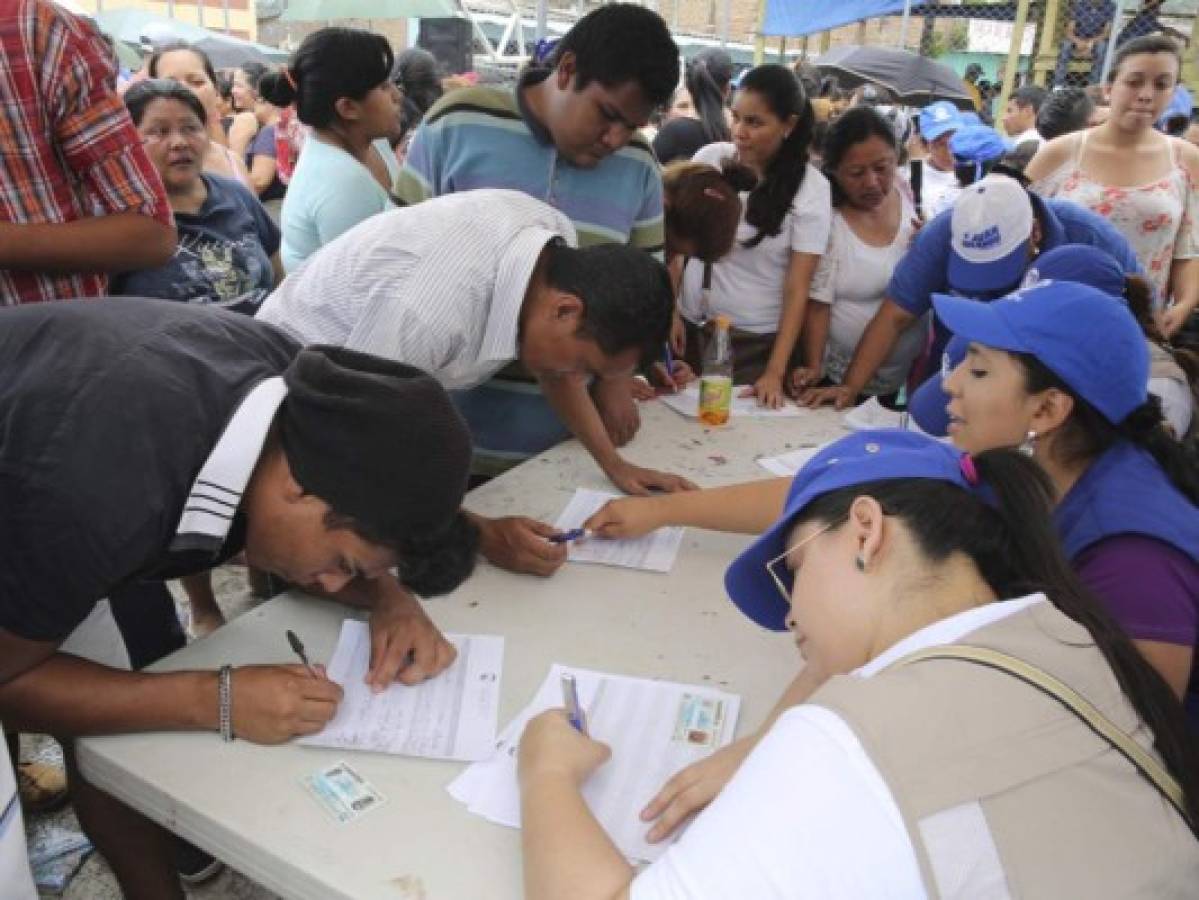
[{"left": 699, "top": 315, "right": 734, "bottom": 426}]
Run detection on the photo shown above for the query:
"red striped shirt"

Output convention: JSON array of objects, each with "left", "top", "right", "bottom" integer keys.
[{"left": 0, "top": 0, "right": 172, "bottom": 304}]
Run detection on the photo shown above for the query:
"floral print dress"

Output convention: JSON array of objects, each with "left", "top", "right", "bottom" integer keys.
[{"left": 1034, "top": 131, "right": 1199, "bottom": 304}]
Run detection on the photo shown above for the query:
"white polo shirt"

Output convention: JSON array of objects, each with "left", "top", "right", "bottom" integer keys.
[
  {"left": 1, "top": 732, "right": 36, "bottom": 899},
  {"left": 257, "top": 189, "right": 577, "bottom": 390},
  {"left": 631, "top": 594, "right": 1047, "bottom": 900}
]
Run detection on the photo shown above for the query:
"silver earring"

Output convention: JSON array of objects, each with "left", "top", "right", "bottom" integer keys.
[
  {"left": 854, "top": 555, "right": 866, "bottom": 572},
  {"left": 1019, "top": 430, "right": 1037, "bottom": 457}
]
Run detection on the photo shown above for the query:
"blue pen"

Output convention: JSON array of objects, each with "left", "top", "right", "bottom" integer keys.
[
  {"left": 561, "top": 673, "right": 588, "bottom": 734},
  {"left": 662, "top": 341, "right": 677, "bottom": 393},
  {"left": 548, "top": 527, "right": 589, "bottom": 544}
]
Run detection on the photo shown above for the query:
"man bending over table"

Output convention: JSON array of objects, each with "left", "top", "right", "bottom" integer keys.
[
  {"left": 258, "top": 188, "right": 696, "bottom": 577},
  {"left": 0, "top": 299, "right": 477, "bottom": 899}
]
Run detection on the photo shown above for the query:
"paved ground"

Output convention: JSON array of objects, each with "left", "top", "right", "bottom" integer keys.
[{"left": 23, "top": 567, "right": 281, "bottom": 899}]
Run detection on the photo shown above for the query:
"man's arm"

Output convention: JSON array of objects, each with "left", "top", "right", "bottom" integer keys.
[
  {"left": 0, "top": 214, "right": 174, "bottom": 274},
  {"left": 539, "top": 374, "right": 695, "bottom": 494}
]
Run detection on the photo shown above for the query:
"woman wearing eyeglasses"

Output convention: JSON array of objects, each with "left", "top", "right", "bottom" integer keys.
[{"left": 521, "top": 430, "right": 1199, "bottom": 899}]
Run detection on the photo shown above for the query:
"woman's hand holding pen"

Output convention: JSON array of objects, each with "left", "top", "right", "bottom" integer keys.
[
  {"left": 518, "top": 709, "right": 611, "bottom": 787},
  {"left": 228, "top": 664, "right": 343, "bottom": 744}
]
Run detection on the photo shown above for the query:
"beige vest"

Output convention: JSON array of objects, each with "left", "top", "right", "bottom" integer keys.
[{"left": 811, "top": 602, "right": 1199, "bottom": 899}]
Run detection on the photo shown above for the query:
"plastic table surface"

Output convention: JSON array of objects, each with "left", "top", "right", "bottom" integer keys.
[{"left": 76, "top": 400, "right": 848, "bottom": 900}]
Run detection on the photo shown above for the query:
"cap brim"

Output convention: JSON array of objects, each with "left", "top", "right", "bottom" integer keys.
[
  {"left": 947, "top": 239, "right": 1029, "bottom": 295},
  {"left": 932, "top": 293, "right": 1028, "bottom": 355},
  {"left": 908, "top": 373, "right": 951, "bottom": 436},
  {"left": 723, "top": 519, "right": 793, "bottom": 632}
]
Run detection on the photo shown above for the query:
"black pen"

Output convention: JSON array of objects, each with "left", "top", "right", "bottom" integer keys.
[{"left": 286, "top": 629, "right": 319, "bottom": 679}]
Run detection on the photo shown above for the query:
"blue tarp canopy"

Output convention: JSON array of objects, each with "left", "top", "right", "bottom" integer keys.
[{"left": 762, "top": 0, "right": 1025, "bottom": 37}]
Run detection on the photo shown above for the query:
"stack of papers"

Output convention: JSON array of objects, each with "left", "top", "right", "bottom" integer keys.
[
  {"left": 300, "top": 620, "right": 504, "bottom": 762},
  {"left": 448, "top": 665, "right": 741, "bottom": 862},
  {"left": 555, "top": 488, "right": 685, "bottom": 574},
  {"left": 659, "top": 383, "right": 804, "bottom": 419},
  {"left": 756, "top": 445, "right": 825, "bottom": 477}
]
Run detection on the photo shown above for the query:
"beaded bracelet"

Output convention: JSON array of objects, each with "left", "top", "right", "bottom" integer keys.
[{"left": 218, "top": 664, "right": 234, "bottom": 742}]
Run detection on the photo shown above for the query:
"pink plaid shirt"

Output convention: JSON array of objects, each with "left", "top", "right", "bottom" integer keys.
[{"left": 0, "top": 0, "right": 172, "bottom": 304}]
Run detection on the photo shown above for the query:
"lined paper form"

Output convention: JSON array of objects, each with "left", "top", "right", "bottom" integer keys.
[
  {"left": 448, "top": 664, "right": 741, "bottom": 862},
  {"left": 555, "top": 488, "right": 685, "bottom": 573},
  {"left": 299, "top": 621, "right": 503, "bottom": 762}
]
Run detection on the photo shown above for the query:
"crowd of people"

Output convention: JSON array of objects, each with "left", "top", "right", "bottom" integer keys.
[{"left": 1, "top": 0, "right": 1198, "bottom": 896}]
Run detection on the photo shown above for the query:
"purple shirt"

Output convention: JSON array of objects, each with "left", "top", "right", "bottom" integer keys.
[{"left": 1075, "top": 534, "right": 1199, "bottom": 730}]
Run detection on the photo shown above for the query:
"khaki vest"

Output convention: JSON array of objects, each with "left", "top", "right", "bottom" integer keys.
[{"left": 810, "top": 602, "right": 1199, "bottom": 899}]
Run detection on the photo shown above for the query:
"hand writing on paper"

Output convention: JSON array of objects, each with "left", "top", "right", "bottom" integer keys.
[
  {"left": 367, "top": 584, "right": 457, "bottom": 690},
  {"left": 787, "top": 366, "right": 821, "bottom": 397},
  {"left": 230, "top": 664, "right": 343, "bottom": 744},
  {"left": 605, "top": 460, "right": 697, "bottom": 496},
  {"left": 639, "top": 735, "right": 755, "bottom": 842},
  {"left": 583, "top": 496, "right": 667, "bottom": 541},
  {"left": 478, "top": 515, "right": 567, "bottom": 576},
  {"left": 518, "top": 709, "right": 611, "bottom": 787}
]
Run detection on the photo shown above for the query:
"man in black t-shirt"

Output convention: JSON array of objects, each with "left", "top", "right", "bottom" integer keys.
[{"left": 0, "top": 299, "right": 477, "bottom": 898}]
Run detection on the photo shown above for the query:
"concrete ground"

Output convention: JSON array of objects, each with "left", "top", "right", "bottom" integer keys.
[{"left": 23, "top": 567, "right": 281, "bottom": 899}]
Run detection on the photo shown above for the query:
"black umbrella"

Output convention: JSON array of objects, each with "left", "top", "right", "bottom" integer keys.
[
  {"left": 814, "top": 45, "right": 974, "bottom": 109},
  {"left": 190, "top": 35, "right": 287, "bottom": 69}
]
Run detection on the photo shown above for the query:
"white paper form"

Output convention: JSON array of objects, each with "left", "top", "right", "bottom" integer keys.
[
  {"left": 299, "top": 621, "right": 503, "bottom": 762},
  {"left": 448, "top": 664, "right": 740, "bottom": 862},
  {"left": 554, "top": 488, "right": 684, "bottom": 574},
  {"left": 756, "top": 445, "right": 825, "bottom": 477},
  {"left": 659, "top": 383, "right": 805, "bottom": 419}
]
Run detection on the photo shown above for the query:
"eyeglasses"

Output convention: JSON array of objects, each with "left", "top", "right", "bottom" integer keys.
[
  {"left": 764, "top": 518, "right": 842, "bottom": 607},
  {"left": 140, "top": 122, "right": 206, "bottom": 143}
]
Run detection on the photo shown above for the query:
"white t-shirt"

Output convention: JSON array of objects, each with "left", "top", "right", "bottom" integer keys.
[
  {"left": 919, "top": 161, "right": 960, "bottom": 220},
  {"left": 630, "top": 595, "right": 1049, "bottom": 900},
  {"left": 809, "top": 195, "right": 926, "bottom": 395},
  {"left": 1012, "top": 127, "right": 1044, "bottom": 149},
  {"left": 0, "top": 730, "right": 36, "bottom": 900},
  {"left": 680, "top": 143, "right": 832, "bottom": 334}
]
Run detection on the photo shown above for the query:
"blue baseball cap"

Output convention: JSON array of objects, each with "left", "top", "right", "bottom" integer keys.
[
  {"left": 932, "top": 280, "right": 1149, "bottom": 426},
  {"left": 959, "top": 111, "right": 983, "bottom": 126},
  {"left": 919, "top": 100, "right": 964, "bottom": 141},
  {"left": 725, "top": 431, "right": 982, "bottom": 631},
  {"left": 950, "top": 124, "right": 1011, "bottom": 164},
  {"left": 911, "top": 244, "right": 1131, "bottom": 435}
]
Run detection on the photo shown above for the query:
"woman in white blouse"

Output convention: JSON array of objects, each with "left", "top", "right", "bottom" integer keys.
[
  {"left": 794, "top": 106, "right": 923, "bottom": 407},
  {"left": 517, "top": 432, "right": 1199, "bottom": 899},
  {"left": 679, "top": 64, "right": 831, "bottom": 408}
]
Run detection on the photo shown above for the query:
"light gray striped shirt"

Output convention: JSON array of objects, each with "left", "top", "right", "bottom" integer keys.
[{"left": 257, "top": 189, "right": 576, "bottom": 390}]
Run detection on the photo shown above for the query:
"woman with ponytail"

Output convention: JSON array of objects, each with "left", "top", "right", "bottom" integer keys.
[
  {"left": 935, "top": 279, "right": 1199, "bottom": 724},
  {"left": 678, "top": 63, "right": 831, "bottom": 407},
  {"left": 521, "top": 430, "right": 1199, "bottom": 898},
  {"left": 652, "top": 49, "right": 733, "bottom": 164},
  {"left": 258, "top": 28, "right": 401, "bottom": 272}
]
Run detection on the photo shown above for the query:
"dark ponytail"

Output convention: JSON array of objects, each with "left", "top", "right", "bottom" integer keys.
[
  {"left": 685, "top": 49, "right": 733, "bottom": 145},
  {"left": 662, "top": 159, "right": 752, "bottom": 262},
  {"left": 737, "top": 64, "right": 814, "bottom": 249},
  {"left": 259, "top": 27, "right": 394, "bottom": 129},
  {"left": 1020, "top": 354, "right": 1199, "bottom": 503},
  {"left": 792, "top": 449, "right": 1199, "bottom": 828}
]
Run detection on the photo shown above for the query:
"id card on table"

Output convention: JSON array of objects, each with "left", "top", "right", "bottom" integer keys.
[{"left": 302, "top": 760, "right": 385, "bottom": 824}]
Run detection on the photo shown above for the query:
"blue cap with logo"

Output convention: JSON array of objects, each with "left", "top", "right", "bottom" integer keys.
[
  {"left": 724, "top": 431, "right": 982, "bottom": 631},
  {"left": 919, "top": 100, "right": 964, "bottom": 141},
  {"left": 1158, "top": 84, "right": 1193, "bottom": 131},
  {"left": 932, "top": 280, "right": 1149, "bottom": 427},
  {"left": 910, "top": 245, "right": 1133, "bottom": 435},
  {"left": 959, "top": 111, "right": 983, "bottom": 126},
  {"left": 947, "top": 174, "right": 1036, "bottom": 295}
]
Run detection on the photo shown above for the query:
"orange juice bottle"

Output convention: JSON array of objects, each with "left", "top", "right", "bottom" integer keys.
[{"left": 699, "top": 315, "right": 733, "bottom": 426}]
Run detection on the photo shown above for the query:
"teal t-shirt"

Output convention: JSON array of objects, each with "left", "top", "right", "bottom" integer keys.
[{"left": 279, "top": 136, "right": 399, "bottom": 273}]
